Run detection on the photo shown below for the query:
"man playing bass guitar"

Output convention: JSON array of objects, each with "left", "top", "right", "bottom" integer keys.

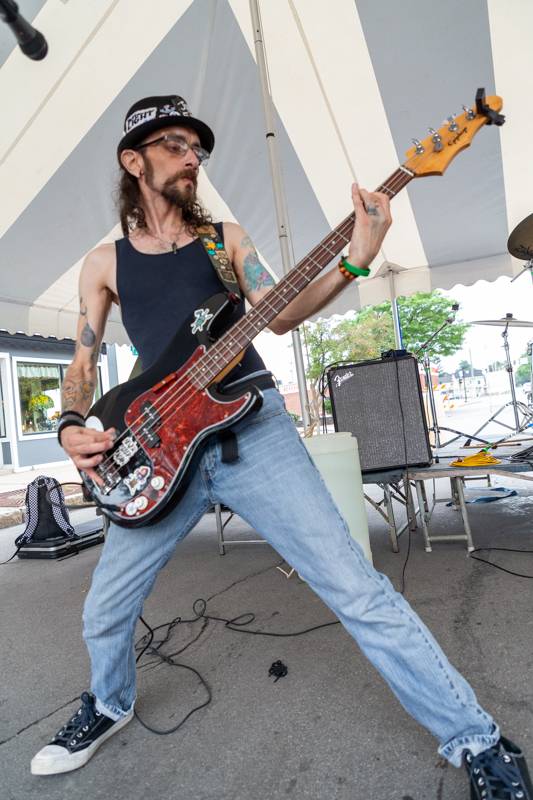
[{"left": 31, "top": 95, "right": 531, "bottom": 800}]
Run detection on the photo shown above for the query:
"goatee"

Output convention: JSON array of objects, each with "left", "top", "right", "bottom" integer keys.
[
  {"left": 161, "top": 180, "right": 197, "bottom": 209},
  {"left": 143, "top": 157, "right": 198, "bottom": 209}
]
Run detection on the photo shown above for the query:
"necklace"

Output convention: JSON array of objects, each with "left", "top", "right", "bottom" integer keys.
[{"left": 145, "top": 226, "right": 186, "bottom": 254}]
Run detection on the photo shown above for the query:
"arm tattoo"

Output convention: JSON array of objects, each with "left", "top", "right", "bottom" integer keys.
[
  {"left": 81, "top": 322, "right": 96, "bottom": 347},
  {"left": 80, "top": 297, "right": 87, "bottom": 316},
  {"left": 241, "top": 236, "right": 275, "bottom": 292},
  {"left": 61, "top": 376, "right": 95, "bottom": 412}
]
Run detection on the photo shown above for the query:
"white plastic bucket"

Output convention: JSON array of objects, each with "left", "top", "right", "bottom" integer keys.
[{"left": 303, "top": 432, "right": 372, "bottom": 563}]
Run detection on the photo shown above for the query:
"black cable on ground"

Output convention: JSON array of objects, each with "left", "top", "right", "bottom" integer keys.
[
  {"left": 469, "top": 547, "right": 533, "bottom": 579},
  {"left": 132, "top": 596, "right": 340, "bottom": 736}
]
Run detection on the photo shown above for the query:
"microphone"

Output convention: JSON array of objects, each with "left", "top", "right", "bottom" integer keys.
[{"left": 0, "top": 0, "right": 48, "bottom": 60}]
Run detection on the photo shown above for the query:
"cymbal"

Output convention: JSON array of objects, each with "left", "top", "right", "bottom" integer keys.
[
  {"left": 471, "top": 314, "right": 533, "bottom": 328},
  {"left": 508, "top": 213, "right": 533, "bottom": 260}
]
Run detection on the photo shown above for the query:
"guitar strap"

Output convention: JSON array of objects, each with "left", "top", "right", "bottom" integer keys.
[
  {"left": 197, "top": 223, "right": 242, "bottom": 464},
  {"left": 196, "top": 223, "right": 242, "bottom": 300}
]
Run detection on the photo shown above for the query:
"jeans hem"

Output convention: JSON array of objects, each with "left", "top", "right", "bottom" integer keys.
[
  {"left": 438, "top": 724, "right": 501, "bottom": 767},
  {"left": 95, "top": 695, "right": 135, "bottom": 722}
]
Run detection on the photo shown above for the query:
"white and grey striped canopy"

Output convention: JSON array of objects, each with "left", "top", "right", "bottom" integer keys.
[{"left": 1, "top": 0, "right": 532, "bottom": 345}]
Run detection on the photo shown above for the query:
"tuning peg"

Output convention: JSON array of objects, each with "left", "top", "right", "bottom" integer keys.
[
  {"left": 411, "top": 138, "right": 424, "bottom": 155},
  {"left": 447, "top": 115, "right": 459, "bottom": 132},
  {"left": 462, "top": 104, "right": 476, "bottom": 120},
  {"left": 428, "top": 128, "right": 443, "bottom": 152}
]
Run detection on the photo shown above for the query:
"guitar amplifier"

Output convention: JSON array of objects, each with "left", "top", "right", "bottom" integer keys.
[{"left": 327, "top": 354, "right": 432, "bottom": 473}]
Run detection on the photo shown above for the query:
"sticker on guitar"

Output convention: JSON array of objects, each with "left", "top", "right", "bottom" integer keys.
[{"left": 191, "top": 307, "right": 214, "bottom": 334}]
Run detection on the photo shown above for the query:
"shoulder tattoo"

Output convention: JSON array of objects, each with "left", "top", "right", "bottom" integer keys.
[{"left": 240, "top": 236, "right": 274, "bottom": 292}]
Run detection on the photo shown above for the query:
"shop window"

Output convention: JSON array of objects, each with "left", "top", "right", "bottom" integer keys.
[{"left": 17, "top": 362, "right": 103, "bottom": 436}]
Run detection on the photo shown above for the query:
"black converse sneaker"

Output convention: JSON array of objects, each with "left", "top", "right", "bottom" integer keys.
[
  {"left": 31, "top": 692, "right": 133, "bottom": 775},
  {"left": 464, "top": 737, "right": 532, "bottom": 799}
]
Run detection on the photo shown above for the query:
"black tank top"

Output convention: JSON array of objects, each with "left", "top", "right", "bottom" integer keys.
[{"left": 115, "top": 222, "right": 271, "bottom": 387}]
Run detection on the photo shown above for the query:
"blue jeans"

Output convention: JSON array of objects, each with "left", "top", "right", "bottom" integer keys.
[{"left": 83, "top": 389, "right": 499, "bottom": 767}]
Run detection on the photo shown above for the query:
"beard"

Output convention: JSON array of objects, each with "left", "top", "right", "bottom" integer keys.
[{"left": 142, "top": 155, "right": 198, "bottom": 210}]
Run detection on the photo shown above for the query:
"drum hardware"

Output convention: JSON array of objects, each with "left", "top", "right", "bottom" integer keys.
[
  {"left": 415, "top": 307, "right": 490, "bottom": 459},
  {"left": 508, "top": 213, "right": 533, "bottom": 409},
  {"left": 464, "top": 315, "right": 533, "bottom": 443}
]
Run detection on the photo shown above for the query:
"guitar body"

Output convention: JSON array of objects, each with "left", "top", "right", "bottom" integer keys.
[{"left": 81, "top": 293, "right": 262, "bottom": 527}]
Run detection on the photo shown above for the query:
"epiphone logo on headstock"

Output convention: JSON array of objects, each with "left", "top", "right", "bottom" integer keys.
[{"left": 448, "top": 126, "right": 468, "bottom": 146}]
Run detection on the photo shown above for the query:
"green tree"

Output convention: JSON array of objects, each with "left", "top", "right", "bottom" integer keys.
[
  {"left": 516, "top": 363, "right": 530, "bottom": 386},
  {"left": 303, "top": 291, "right": 469, "bottom": 423}
]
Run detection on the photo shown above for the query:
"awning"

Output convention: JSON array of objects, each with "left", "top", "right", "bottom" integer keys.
[{"left": 1, "top": 0, "right": 532, "bottom": 344}]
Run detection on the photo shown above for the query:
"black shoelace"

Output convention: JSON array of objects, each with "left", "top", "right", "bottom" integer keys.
[
  {"left": 467, "top": 746, "right": 525, "bottom": 798},
  {"left": 53, "top": 692, "right": 100, "bottom": 746}
]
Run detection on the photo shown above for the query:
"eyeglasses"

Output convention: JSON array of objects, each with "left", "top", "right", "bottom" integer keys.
[{"left": 135, "top": 133, "right": 210, "bottom": 164}]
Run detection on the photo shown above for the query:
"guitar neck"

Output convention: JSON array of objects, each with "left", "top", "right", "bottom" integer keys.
[{"left": 191, "top": 165, "right": 415, "bottom": 387}]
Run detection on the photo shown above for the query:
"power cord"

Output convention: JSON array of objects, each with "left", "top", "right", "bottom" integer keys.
[
  {"left": 132, "top": 596, "right": 340, "bottom": 736},
  {"left": 391, "top": 353, "right": 412, "bottom": 595},
  {"left": 469, "top": 547, "right": 533, "bottom": 579}
]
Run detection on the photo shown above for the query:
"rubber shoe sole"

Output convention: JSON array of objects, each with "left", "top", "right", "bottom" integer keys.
[{"left": 31, "top": 710, "right": 134, "bottom": 775}]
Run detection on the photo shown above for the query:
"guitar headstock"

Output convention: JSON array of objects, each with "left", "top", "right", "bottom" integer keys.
[{"left": 404, "top": 92, "right": 504, "bottom": 178}]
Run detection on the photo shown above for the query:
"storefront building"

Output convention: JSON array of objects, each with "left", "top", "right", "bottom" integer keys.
[{"left": 0, "top": 331, "right": 118, "bottom": 470}]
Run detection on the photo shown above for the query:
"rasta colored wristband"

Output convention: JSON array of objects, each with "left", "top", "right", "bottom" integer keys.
[{"left": 340, "top": 257, "right": 371, "bottom": 277}]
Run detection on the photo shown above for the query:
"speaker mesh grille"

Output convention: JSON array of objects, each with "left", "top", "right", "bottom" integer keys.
[{"left": 328, "top": 357, "right": 431, "bottom": 472}]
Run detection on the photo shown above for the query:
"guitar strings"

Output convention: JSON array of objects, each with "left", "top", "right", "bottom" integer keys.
[
  {"left": 95, "top": 214, "right": 357, "bottom": 474},
  {"left": 95, "top": 215, "right": 354, "bottom": 474},
  {"left": 96, "top": 169, "right": 411, "bottom": 481}
]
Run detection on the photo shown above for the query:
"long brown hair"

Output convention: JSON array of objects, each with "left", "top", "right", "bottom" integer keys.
[{"left": 116, "top": 166, "right": 213, "bottom": 236}]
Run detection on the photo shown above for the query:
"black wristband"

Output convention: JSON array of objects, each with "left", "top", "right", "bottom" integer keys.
[
  {"left": 59, "top": 410, "right": 85, "bottom": 422},
  {"left": 57, "top": 418, "right": 85, "bottom": 446}
]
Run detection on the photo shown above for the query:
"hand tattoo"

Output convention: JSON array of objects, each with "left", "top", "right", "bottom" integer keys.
[{"left": 61, "top": 376, "right": 95, "bottom": 411}]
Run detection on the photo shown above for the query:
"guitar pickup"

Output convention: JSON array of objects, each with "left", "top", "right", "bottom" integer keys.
[{"left": 141, "top": 428, "right": 161, "bottom": 448}]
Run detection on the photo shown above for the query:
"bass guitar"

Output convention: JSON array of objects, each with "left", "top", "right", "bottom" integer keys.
[{"left": 81, "top": 90, "right": 504, "bottom": 527}]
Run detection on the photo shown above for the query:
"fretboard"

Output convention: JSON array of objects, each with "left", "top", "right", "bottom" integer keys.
[{"left": 190, "top": 165, "right": 414, "bottom": 388}]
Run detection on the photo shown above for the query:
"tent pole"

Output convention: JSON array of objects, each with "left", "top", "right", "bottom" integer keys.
[
  {"left": 388, "top": 268, "right": 403, "bottom": 348},
  {"left": 249, "top": 0, "right": 311, "bottom": 430}
]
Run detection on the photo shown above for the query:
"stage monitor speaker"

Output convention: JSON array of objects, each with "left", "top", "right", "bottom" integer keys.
[{"left": 327, "top": 354, "right": 432, "bottom": 473}]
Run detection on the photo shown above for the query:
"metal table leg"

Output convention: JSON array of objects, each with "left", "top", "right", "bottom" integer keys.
[
  {"left": 383, "top": 484, "right": 399, "bottom": 553},
  {"left": 454, "top": 477, "right": 475, "bottom": 552},
  {"left": 415, "top": 479, "right": 432, "bottom": 552},
  {"left": 405, "top": 478, "right": 418, "bottom": 533}
]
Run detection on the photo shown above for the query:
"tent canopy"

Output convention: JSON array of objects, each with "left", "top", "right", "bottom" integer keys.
[{"left": 1, "top": 0, "right": 532, "bottom": 345}]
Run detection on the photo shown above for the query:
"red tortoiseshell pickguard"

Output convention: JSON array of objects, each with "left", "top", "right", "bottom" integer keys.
[{"left": 118, "top": 346, "right": 249, "bottom": 522}]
